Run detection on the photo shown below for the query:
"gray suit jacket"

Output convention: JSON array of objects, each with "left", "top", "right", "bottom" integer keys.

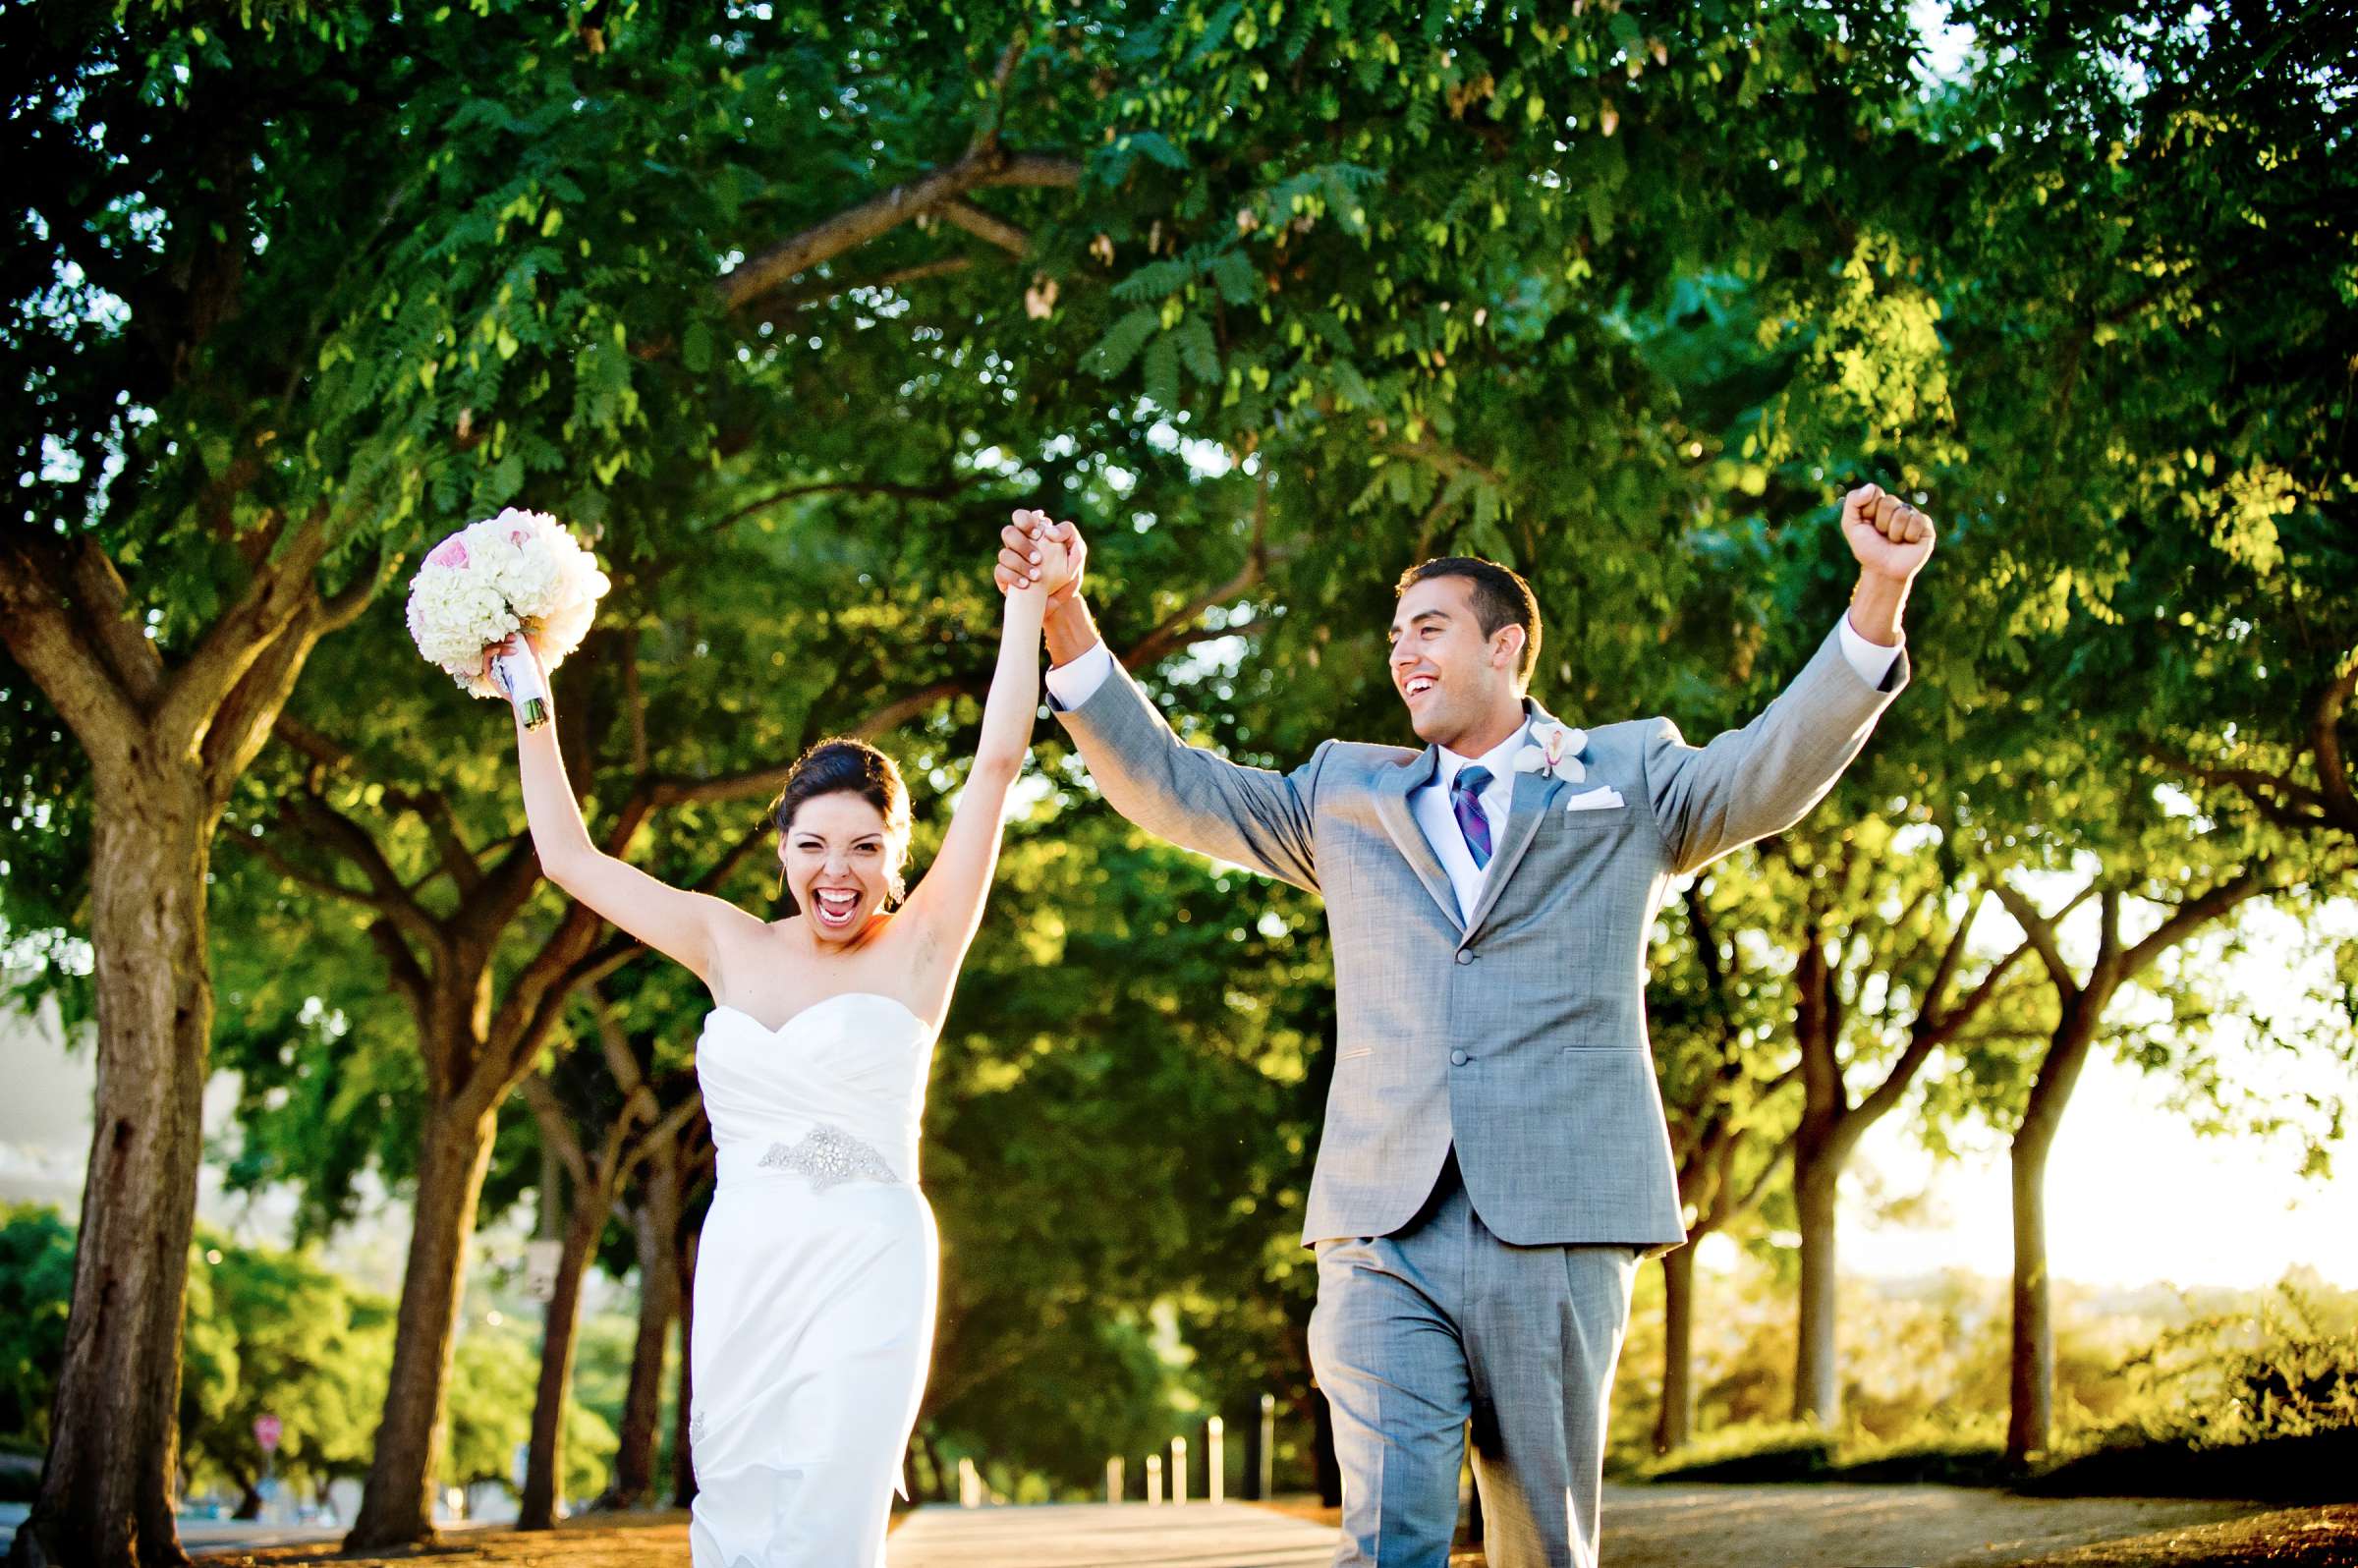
[{"left": 1056, "top": 625, "right": 1908, "bottom": 1249}]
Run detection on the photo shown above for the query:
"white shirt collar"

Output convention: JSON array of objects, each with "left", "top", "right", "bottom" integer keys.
[{"left": 1434, "top": 711, "right": 1533, "bottom": 791}]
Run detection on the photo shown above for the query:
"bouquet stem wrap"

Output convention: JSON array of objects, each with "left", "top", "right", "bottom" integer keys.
[{"left": 492, "top": 645, "right": 552, "bottom": 729}]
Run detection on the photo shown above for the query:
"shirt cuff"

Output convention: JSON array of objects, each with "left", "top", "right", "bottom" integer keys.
[
  {"left": 1042, "top": 641, "right": 1115, "bottom": 712},
  {"left": 1836, "top": 612, "right": 1904, "bottom": 689}
]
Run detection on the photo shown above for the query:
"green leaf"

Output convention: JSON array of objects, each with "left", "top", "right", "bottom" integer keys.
[
  {"left": 1207, "top": 250, "right": 1257, "bottom": 306},
  {"left": 681, "top": 320, "right": 715, "bottom": 373},
  {"left": 1123, "top": 131, "right": 1190, "bottom": 170},
  {"left": 1175, "top": 316, "right": 1220, "bottom": 382},
  {"left": 1087, "top": 309, "right": 1161, "bottom": 378},
  {"left": 1143, "top": 334, "right": 1181, "bottom": 412}
]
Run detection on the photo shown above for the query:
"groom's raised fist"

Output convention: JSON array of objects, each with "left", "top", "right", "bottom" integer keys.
[
  {"left": 1841, "top": 483, "right": 1936, "bottom": 583},
  {"left": 995, "top": 509, "right": 1086, "bottom": 606}
]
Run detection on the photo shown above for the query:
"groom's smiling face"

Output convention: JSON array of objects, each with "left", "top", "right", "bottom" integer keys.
[{"left": 1389, "top": 575, "right": 1528, "bottom": 753}]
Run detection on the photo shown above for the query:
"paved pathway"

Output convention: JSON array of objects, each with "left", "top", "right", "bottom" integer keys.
[{"left": 889, "top": 1501, "right": 1337, "bottom": 1567}]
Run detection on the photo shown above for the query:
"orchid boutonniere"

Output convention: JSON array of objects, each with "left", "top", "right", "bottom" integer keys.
[{"left": 1512, "top": 719, "right": 1587, "bottom": 783}]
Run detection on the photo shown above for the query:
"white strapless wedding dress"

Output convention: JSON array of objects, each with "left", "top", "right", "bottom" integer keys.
[{"left": 687, "top": 993, "right": 939, "bottom": 1567}]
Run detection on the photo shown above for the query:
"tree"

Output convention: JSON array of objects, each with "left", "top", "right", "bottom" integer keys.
[
  {"left": 1644, "top": 878, "right": 1795, "bottom": 1454},
  {"left": 4, "top": 7, "right": 428, "bottom": 1553},
  {"left": 1768, "top": 822, "right": 2043, "bottom": 1427},
  {"left": 441, "top": 1326, "right": 613, "bottom": 1506},
  {"left": 1919, "top": 5, "right": 2356, "bottom": 859},
  {"left": 1981, "top": 856, "right": 2276, "bottom": 1462},
  {"left": 594, "top": 1038, "right": 709, "bottom": 1512},
  {"left": 7, "top": 0, "right": 2045, "bottom": 1546},
  {"left": 175, "top": 1238, "right": 393, "bottom": 1518},
  {"left": 515, "top": 984, "right": 700, "bottom": 1530},
  {"left": 0, "top": 1205, "right": 76, "bottom": 1453}
]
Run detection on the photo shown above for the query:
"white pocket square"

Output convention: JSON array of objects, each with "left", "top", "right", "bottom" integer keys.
[{"left": 1562, "top": 786, "right": 1625, "bottom": 812}]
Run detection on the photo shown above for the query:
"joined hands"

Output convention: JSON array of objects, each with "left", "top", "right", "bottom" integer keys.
[{"left": 996, "top": 509, "right": 1086, "bottom": 606}]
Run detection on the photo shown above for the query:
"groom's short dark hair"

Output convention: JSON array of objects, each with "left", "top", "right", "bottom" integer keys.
[{"left": 1396, "top": 556, "right": 1543, "bottom": 687}]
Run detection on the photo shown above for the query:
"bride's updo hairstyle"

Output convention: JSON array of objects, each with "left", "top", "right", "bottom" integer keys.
[{"left": 769, "top": 738, "right": 914, "bottom": 910}]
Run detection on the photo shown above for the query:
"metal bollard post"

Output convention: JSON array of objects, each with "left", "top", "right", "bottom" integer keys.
[
  {"left": 1106, "top": 1455, "right": 1124, "bottom": 1504},
  {"left": 1171, "top": 1436, "right": 1188, "bottom": 1505},
  {"left": 1207, "top": 1417, "right": 1225, "bottom": 1505},
  {"left": 1147, "top": 1453, "right": 1163, "bottom": 1505},
  {"left": 1260, "top": 1393, "right": 1276, "bottom": 1501}
]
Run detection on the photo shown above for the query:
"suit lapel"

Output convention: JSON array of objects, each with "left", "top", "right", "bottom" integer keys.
[
  {"left": 1373, "top": 747, "right": 1464, "bottom": 933},
  {"left": 1461, "top": 765, "right": 1560, "bottom": 939}
]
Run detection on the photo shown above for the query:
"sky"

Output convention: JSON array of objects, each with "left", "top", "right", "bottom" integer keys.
[{"left": 1701, "top": 896, "right": 2358, "bottom": 1292}]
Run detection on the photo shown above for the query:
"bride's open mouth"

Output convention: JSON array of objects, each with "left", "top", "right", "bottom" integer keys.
[{"left": 812, "top": 887, "right": 862, "bottom": 928}]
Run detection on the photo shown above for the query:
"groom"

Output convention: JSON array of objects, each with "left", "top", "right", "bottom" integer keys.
[{"left": 995, "top": 488, "right": 1932, "bottom": 1566}]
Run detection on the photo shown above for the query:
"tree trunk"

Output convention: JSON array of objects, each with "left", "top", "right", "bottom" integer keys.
[
  {"left": 2005, "top": 1005, "right": 2101, "bottom": 1466},
  {"left": 518, "top": 1169, "right": 607, "bottom": 1530},
  {"left": 1655, "top": 1243, "right": 1698, "bottom": 1455},
  {"left": 9, "top": 776, "right": 213, "bottom": 1568},
  {"left": 1790, "top": 1148, "right": 1842, "bottom": 1427},
  {"left": 602, "top": 1155, "right": 682, "bottom": 1509},
  {"left": 672, "top": 1226, "right": 701, "bottom": 1509},
  {"left": 2006, "top": 1123, "right": 2056, "bottom": 1464},
  {"left": 344, "top": 1092, "right": 500, "bottom": 1549}
]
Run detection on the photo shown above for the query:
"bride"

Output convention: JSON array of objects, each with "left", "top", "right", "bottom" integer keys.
[{"left": 498, "top": 514, "right": 1073, "bottom": 1563}]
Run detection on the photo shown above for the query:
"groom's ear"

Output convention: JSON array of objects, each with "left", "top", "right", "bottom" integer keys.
[{"left": 1491, "top": 624, "right": 1527, "bottom": 673}]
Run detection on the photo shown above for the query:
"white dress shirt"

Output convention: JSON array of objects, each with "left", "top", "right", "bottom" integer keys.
[
  {"left": 1043, "top": 614, "right": 1903, "bottom": 919},
  {"left": 1414, "top": 722, "right": 1532, "bottom": 920}
]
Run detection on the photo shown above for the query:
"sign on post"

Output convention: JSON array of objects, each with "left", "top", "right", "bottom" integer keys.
[
  {"left": 523, "top": 1239, "right": 565, "bottom": 1304},
  {"left": 253, "top": 1414, "right": 281, "bottom": 1452}
]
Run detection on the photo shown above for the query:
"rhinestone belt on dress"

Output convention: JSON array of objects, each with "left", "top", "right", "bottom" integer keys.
[{"left": 756, "top": 1123, "right": 898, "bottom": 1191}]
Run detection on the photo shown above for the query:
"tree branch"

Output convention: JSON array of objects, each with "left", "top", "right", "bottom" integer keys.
[
  {"left": 274, "top": 714, "right": 484, "bottom": 894},
  {"left": 274, "top": 791, "right": 444, "bottom": 951},
  {"left": 64, "top": 534, "right": 166, "bottom": 704},
  {"left": 751, "top": 257, "right": 978, "bottom": 321},
  {"left": 156, "top": 514, "right": 333, "bottom": 756},
  {"left": 521, "top": 1072, "right": 591, "bottom": 1192},
  {"left": 0, "top": 532, "right": 144, "bottom": 773},
  {"left": 584, "top": 981, "right": 646, "bottom": 1097},
  {"left": 717, "top": 147, "right": 1080, "bottom": 310},
  {"left": 2120, "top": 865, "right": 2270, "bottom": 978},
  {"left": 2314, "top": 644, "right": 2358, "bottom": 831},
  {"left": 1914, "top": 889, "right": 1983, "bottom": 1025},
  {"left": 935, "top": 197, "right": 1032, "bottom": 256},
  {"left": 363, "top": 916, "right": 433, "bottom": 1028},
  {"left": 713, "top": 477, "right": 966, "bottom": 532},
  {"left": 2143, "top": 742, "right": 2330, "bottom": 828},
  {"left": 1120, "top": 478, "right": 1291, "bottom": 672},
  {"left": 970, "top": 28, "right": 1030, "bottom": 155},
  {"left": 1993, "top": 877, "right": 2087, "bottom": 999}
]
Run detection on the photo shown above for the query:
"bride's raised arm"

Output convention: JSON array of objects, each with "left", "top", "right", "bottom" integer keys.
[
  {"left": 894, "top": 517, "right": 1069, "bottom": 1002},
  {"left": 501, "top": 637, "right": 758, "bottom": 983}
]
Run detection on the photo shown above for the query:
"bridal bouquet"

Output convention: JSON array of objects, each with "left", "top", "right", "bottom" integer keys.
[{"left": 404, "top": 508, "right": 609, "bottom": 729}]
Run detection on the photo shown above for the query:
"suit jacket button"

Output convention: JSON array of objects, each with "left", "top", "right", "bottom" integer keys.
[
  {"left": 1450, "top": 1048, "right": 1470, "bottom": 1066},
  {"left": 1455, "top": 950, "right": 1474, "bottom": 965}
]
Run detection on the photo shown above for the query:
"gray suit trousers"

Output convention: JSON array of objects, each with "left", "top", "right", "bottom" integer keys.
[{"left": 1311, "top": 1154, "right": 1639, "bottom": 1568}]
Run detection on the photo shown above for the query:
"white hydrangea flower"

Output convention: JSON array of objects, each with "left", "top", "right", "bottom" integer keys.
[{"left": 405, "top": 509, "right": 608, "bottom": 724}]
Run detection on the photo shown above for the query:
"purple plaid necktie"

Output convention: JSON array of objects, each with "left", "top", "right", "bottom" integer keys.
[{"left": 1450, "top": 764, "right": 1494, "bottom": 869}]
